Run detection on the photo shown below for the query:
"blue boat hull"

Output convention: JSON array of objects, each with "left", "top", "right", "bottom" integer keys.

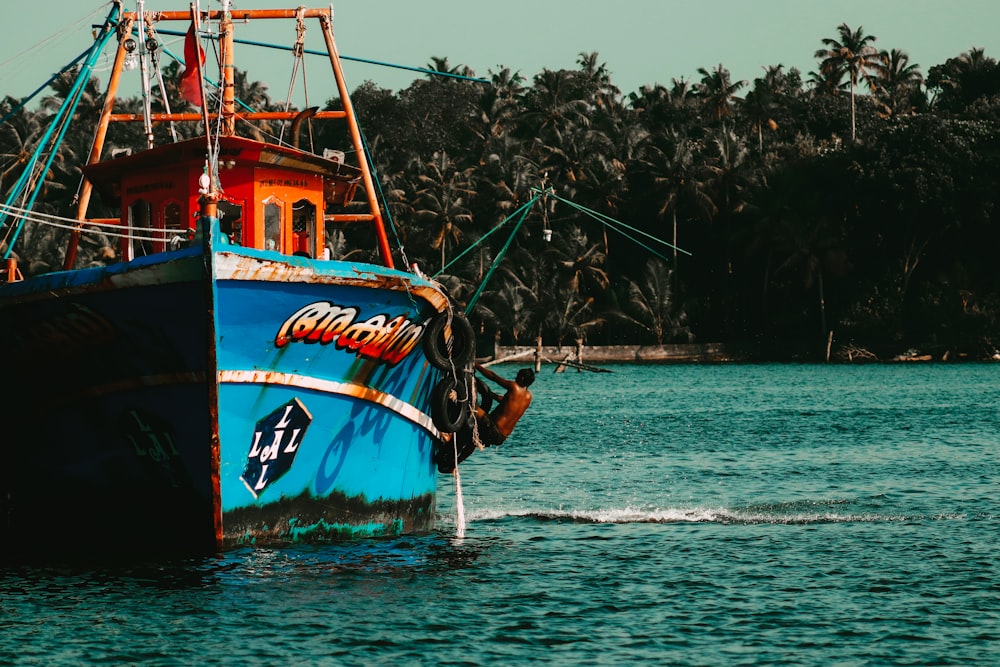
[{"left": 0, "top": 240, "right": 451, "bottom": 554}]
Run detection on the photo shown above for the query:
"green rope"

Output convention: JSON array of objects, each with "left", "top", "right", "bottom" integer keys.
[
  {"left": 1, "top": 5, "right": 119, "bottom": 260},
  {"left": 357, "top": 125, "right": 411, "bottom": 267},
  {"left": 465, "top": 197, "right": 537, "bottom": 312},
  {"left": 152, "top": 28, "right": 491, "bottom": 84},
  {"left": 433, "top": 197, "right": 538, "bottom": 278},
  {"left": 552, "top": 193, "right": 692, "bottom": 257}
]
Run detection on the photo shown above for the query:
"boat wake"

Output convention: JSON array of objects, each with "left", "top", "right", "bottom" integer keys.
[{"left": 457, "top": 504, "right": 966, "bottom": 526}]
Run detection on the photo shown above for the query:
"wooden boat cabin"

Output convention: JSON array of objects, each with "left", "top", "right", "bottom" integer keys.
[{"left": 82, "top": 135, "right": 362, "bottom": 260}]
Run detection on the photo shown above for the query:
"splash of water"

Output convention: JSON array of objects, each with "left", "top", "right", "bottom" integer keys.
[{"left": 454, "top": 468, "right": 466, "bottom": 538}]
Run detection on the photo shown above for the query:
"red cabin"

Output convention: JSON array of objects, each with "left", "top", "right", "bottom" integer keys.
[{"left": 83, "top": 135, "right": 361, "bottom": 260}]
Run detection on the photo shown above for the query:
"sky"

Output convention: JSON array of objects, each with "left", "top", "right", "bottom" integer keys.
[{"left": 1, "top": 0, "right": 999, "bottom": 105}]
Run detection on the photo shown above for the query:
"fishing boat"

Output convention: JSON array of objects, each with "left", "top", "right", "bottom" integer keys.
[{"left": 0, "top": 2, "right": 482, "bottom": 556}]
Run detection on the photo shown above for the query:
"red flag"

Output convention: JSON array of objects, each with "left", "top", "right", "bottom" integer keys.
[{"left": 179, "top": 24, "right": 205, "bottom": 107}]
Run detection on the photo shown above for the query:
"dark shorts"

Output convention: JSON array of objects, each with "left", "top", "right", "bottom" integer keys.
[{"left": 477, "top": 412, "right": 507, "bottom": 446}]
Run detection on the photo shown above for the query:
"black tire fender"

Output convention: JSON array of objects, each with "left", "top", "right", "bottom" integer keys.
[
  {"left": 423, "top": 310, "right": 475, "bottom": 371},
  {"left": 430, "top": 372, "right": 471, "bottom": 433}
]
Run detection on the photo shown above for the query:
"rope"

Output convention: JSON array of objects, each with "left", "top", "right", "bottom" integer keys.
[
  {"left": 147, "top": 23, "right": 179, "bottom": 143},
  {"left": 434, "top": 197, "right": 537, "bottom": 277},
  {"left": 278, "top": 9, "right": 307, "bottom": 146},
  {"left": 1, "top": 5, "right": 119, "bottom": 261},
  {"left": 551, "top": 192, "right": 692, "bottom": 258},
  {"left": 464, "top": 197, "right": 537, "bottom": 312},
  {"left": 0, "top": 50, "right": 89, "bottom": 127},
  {"left": 0, "top": 203, "right": 187, "bottom": 243},
  {"left": 0, "top": 4, "right": 104, "bottom": 75},
  {"left": 357, "top": 125, "right": 411, "bottom": 270},
  {"left": 147, "top": 27, "right": 491, "bottom": 85}
]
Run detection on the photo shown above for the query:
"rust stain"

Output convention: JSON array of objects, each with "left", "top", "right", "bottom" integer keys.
[{"left": 215, "top": 252, "right": 450, "bottom": 311}]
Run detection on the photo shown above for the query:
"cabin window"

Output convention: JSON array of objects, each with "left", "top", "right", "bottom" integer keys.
[
  {"left": 218, "top": 200, "right": 244, "bottom": 245},
  {"left": 292, "top": 198, "right": 317, "bottom": 257},
  {"left": 128, "top": 199, "right": 152, "bottom": 260},
  {"left": 164, "top": 201, "right": 183, "bottom": 249},
  {"left": 264, "top": 199, "right": 281, "bottom": 251}
]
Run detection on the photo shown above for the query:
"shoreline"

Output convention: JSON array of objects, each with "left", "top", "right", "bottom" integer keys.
[{"left": 487, "top": 343, "right": 1000, "bottom": 366}]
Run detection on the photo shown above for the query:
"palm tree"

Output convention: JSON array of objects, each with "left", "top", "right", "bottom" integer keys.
[
  {"left": 694, "top": 64, "right": 746, "bottom": 124},
  {"left": 741, "top": 65, "right": 801, "bottom": 154},
  {"left": 0, "top": 97, "right": 44, "bottom": 193},
  {"left": 628, "top": 79, "right": 699, "bottom": 138},
  {"left": 471, "top": 68, "right": 525, "bottom": 160},
  {"left": 635, "top": 131, "right": 716, "bottom": 293},
  {"left": 474, "top": 278, "right": 534, "bottom": 346},
  {"left": 411, "top": 150, "right": 476, "bottom": 272},
  {"left": 546, "top": 224, "right": 610, "bottom": 303},
  {"left": 925, "top": 47, "right": 1000, "bottom": 112},
  {"left": 550, "top": 287, "right": 603, "bottom": 348},
  {"left": 814, "top": 24, "right": 882, "bottom": 141},
  {"left": 871, "top": 48, "right": 924, "bottom": 117},
  {"left": 617, "top": 258, "right": 689, "bottom": 345},
  {"left": 518, "top": 68, "right": 591, "bottom": 146},
  {"left": 573, "top": 52, "right": 622, "bottom": 114},
  {"left": 495, "top": 247, "right": 559, "bottom": 347}
]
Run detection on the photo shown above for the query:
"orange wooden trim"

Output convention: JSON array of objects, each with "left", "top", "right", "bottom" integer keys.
[
  {"left": 318, "top": 14, "right": 394, "bottom": 268},
  {"left": 107, "top": 111, "right": 348, "bottom": 123},
  {"left": 324, "top": 214, "right": 377, "bottom": 223},
  {"left": 125, "top": 8, "right": 331, "bottom": 21}
]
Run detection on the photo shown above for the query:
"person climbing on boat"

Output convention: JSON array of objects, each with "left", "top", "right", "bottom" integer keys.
[
  {"left": 434, "top": 364, "right": 535, "bottom": 472},
  {"left": 473, "top": 363, "right": 534, "bottom": 446}
]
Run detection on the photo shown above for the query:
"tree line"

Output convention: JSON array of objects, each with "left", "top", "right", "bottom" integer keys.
[{"left": 4, "top": 23, "right": 1000, "bottom": 361}]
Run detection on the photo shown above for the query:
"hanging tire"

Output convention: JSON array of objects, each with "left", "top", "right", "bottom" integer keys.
[
  {"left": 423, "top": 310, "right": 475, "bottom": 371},
  {"left": 431, "top": 372, "right": 471, "bottom": 433}
]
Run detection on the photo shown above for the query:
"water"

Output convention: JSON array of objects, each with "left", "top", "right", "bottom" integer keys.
[{"left": 3, "top": 364, "right": 998, "bottom": 666}]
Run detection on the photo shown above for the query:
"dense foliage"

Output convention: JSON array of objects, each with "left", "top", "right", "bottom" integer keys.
[{"left": 4, "top": 24, "right": 1000, "bottom": 361}]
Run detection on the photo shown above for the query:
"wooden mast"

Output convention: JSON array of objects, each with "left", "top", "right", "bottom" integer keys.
[
  {"left": 66, "top": 7, "right": 395, "bottom": 268},
  {"left": 64, "top": 3, "right": 130, "bottom": 270},
  {"left": 318, "top": 10, "right": 395, "bottom": 268},
  {"left": 219, "top": 5, "right": 235, "bottom": 137}
]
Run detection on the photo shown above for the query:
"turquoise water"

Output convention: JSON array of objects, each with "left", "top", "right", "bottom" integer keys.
[{"left": 3, "top": 364, "right": 998, "bottom": 666}]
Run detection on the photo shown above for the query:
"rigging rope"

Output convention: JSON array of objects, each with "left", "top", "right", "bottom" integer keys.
[
  {"left": 464, "top": 199, "right": 536, "bottom": 312},
  {"left": 0, "top": 202, "right": 187, "bottom": 243},
  {"left": 357, "top": 126, "right": 411, "bottom": 270},
  {"left": 430, "top": 196, "right": 539, "bottom": 314},
  {"left": 0, "top": 50, "right": 89, "bottom": 127},
  {"left": 434, "top": 197, "right": 537, "bottom": 277},
  {"left": 1, "top": 5, "right": 119, "bottom": 261},
  {"left": 146, "top": 27, "right": 492, "bottom": 84},
  {"left": 0, "top": 5, "right": 104, "bottom": 74},
  {"left": 551, "top": 193, "right": 691, "bottom": 258},
  {"left": 426, "top": 184, "right": 689, "bottom": 317},
  {"left": 278, "top": 9, "right": 307, "bottom": 146}
]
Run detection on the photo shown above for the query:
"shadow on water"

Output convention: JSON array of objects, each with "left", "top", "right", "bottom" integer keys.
[{"left": 0, "top": 528, "right": 493, "bottom": 591}]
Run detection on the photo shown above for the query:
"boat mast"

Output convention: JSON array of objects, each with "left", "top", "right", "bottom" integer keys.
[
  {"left": 319, "top": 10, "right": 394, "bottom": 268},
  {"left": 63, "top": 7, "right": 396, "bottom": 268},
  {"left": 218, "top": 0, "right": 235, "bottom": 137},
  {"left": 65, "top": 2, "right": 131, "bottom": 270}
]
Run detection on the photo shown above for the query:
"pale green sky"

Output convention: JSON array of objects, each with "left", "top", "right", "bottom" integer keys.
[{"left": 1, "top": 0, "right": 998, "bottom": 103}]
